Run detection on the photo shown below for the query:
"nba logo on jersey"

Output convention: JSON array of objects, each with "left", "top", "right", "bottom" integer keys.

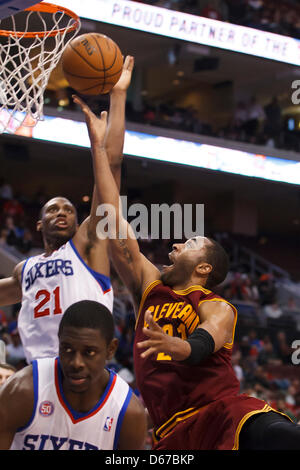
[
  {"left": 39, "top": 401, "right": 54, "bottom": 417},
  {"left": 104, "top": 417, "right": 113, "bottom": 431}
]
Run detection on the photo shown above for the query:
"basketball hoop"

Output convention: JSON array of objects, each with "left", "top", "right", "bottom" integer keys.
[{"left": 0, "top": 2, "right": 81, "bottom": 134}]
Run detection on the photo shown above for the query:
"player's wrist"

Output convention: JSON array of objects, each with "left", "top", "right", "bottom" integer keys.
[
  {"left": 169, "top": 336, "right": 192, "bottom": 361},
  {"left": 110, "top": 87, "right": 127, "bottom": 97}
]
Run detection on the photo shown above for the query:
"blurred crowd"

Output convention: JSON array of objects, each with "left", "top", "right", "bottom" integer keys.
[
  {"left": 140, "top": 0, "right": 300, "bottom": 39},
  {"left": 127, "top": 94, "right": 299, "bottom": 153}
]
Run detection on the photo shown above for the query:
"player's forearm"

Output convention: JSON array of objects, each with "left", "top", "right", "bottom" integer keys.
[
  {"left": 92, "top": 146, "right": 123, "bottom": 221},
  {"left": 105, "top": 89, "right": 126, "bottom": 164},
  {"left": 105, "top": 90, "right": 127, "bottom": 190}
]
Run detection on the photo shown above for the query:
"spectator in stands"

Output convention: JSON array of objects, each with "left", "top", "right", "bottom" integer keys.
[
  {"left": 264, "top": 97, "right": 282, "bottom": 147},
  {"left": 0, "top": 229, "right": 8, "bottom": 248},
  {"left": 232, "top": 349, "right": 244, "bottom": 388},
  {"left": 5, "top": 328, "right": 26, "bottom": 370},
  {"left": 244, "top": 96, "right": 265, "bottom": 140},
  {"left": 257, "top": 335, "right": 282, "bottom": 366},
  {"left": 0, "top": 363, "right": 16, "bottom": 386},
  {"left": 0, "top": 178, "right": 13, "bottom": 201},
  {"left": 3, "top": 216, "right": 20, "bottom": 247},
  {"left": 276, "top": 395, "right": 298, "bottom": 422},
  {"left": 257, "top": 273, "right": 277, "bottom": 306},
  {"left": 199, "top": 0, "right": 229, "bottom": 21},
  {"left": 263, "top": 298, "right": 283, "bottom": 324},
  {"left": 232, "top": 101, "right": 248, "bottom": 134},
  {"left": 274, "top": 330, "right": 294, "bottom": 365},
  {"left": 2, "top": 198, "right": 24, "bottom": 219},
  {"left": 17, "top": 228, "right": 33, "bottom": 255}
]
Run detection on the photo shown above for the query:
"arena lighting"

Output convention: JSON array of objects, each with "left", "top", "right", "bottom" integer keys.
[
  {"left": 46, "top": 0, "right": 300, "bottom": 66},
  {"left": 4, "top": 111, "right": 300, "bottom": 186}
]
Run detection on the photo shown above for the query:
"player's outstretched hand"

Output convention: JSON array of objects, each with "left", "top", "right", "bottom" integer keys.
[
  {"left": 112, "top": 55, "right": 134, "bottom": 93},
  {"left": 136, "top": 310, "right": 191, "bottom": 361},
  {"left": 72, "top": 94, "right": 107, "bottom": 147}
]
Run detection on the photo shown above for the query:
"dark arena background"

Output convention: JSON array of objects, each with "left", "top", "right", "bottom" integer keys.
[{"left": 0, "top": 0, "right": 300, "bottom": 450}]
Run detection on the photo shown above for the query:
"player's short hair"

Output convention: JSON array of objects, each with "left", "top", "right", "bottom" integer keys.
[
  {"left": 204, "top": 238, "right": 229, "bottom": 289},
  {"left": 39, "top": 196, "right": 76, "bottom": 219},
  {"left": 58, "top": 300, "right": 114, "bottom": 345}
]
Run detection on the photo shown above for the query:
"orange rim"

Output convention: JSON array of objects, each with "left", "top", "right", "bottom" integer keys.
[{"left": 0, "top": 2, "right": 80, "bottom": 38}]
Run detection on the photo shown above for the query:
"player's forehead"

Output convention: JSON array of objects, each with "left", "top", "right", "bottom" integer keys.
[
  {"left": 59, "top": 326, "right": 106, "bottom": 348},
  {"left": 184, "top": 236, "right": 210, "bottom": 250},
  {"left": 44, "top": 197, "right": 75, "bottom": 212}
]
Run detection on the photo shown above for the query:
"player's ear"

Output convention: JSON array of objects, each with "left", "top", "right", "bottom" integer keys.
[
  {"left": 195, "top": 262, "right": 212, "bottom": 276},
  {"left": 106, "top": 338, "right": 118, "bottom": 361},
  {"left": 36, "top": 220, "right": 42, "bottom": 232}
]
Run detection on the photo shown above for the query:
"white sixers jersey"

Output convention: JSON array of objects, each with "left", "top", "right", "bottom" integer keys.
[
  {"left": 10, "top": 358, "right": 132, "bottom": 450},
  {"left": 19, "top": 239, "right": 114, "bottom": 363}
]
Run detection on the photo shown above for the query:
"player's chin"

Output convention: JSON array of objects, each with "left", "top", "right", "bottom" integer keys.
[
  {"left": 52, "top": 227, "right": 76, "bottom": 240},
  {"left": 160, "top": 266, "right": 174, "bottom": 285},
  {"left": 66, "top": 376, "right": 90, "bottom": 393}
]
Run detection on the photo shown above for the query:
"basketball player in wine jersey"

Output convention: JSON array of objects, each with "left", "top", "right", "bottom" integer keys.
[
  {"left": 75, "top": 93, "right": 300, "bottom": 451},
  {"left": 0, "top": 56, "right": 134, "bottom": 364}
]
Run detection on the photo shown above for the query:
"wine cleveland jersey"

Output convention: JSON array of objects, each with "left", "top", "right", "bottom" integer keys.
[
  {"left": 10, "top": 358, "right": 132, "bottom": 450},
  {"left": 133, "top": 280, "right": 239, "bottom": 438},
  {"left": 19, "top": 239, "right": 114, "bottom": 363}
]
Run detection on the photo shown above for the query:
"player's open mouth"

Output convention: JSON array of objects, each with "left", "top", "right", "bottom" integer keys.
[
  {"left": 162, "top": 263, "right": 174, "bottom": 270},
  {"left": 55, "top": 219, "right": 68, "bottom": 228}
]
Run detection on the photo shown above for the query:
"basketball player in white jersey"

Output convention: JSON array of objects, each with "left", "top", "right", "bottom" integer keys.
[
  {"left": 0, "top": 56, "right": 134, "bottom": 364},
  {"left": 0, "top": 300, "right": 147, "bottom": 450}
]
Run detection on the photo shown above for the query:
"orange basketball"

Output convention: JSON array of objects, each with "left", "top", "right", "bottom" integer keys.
[{"left": 61, "top": 33, "right": 123, "bottom": 95}]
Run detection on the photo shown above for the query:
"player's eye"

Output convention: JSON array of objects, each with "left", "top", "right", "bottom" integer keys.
[{"left": 85, "top": 349, "right": 96, "bottom": 357}]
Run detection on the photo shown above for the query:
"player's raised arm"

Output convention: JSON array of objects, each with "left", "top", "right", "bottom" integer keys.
[
  {"left": 73, "top": 95, "right": 160, "bottom": 309},
  {"left": 105, "top": 55, "right": 134, "bottom": 190},
  {"left": 72, "top": 57, "right": 135, "bottom": 275}
]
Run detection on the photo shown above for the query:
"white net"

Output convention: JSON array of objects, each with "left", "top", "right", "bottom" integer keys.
[{"left": 0, "top": 3, "right": 80, "bottom": 134}]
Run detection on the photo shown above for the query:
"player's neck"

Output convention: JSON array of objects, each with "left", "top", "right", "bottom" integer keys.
[
  {"left": 172, "top": 276, "right": 206, "bottom": 291},
  {"left": 43, "top": 238, "right": 65, "bottom": 256}
]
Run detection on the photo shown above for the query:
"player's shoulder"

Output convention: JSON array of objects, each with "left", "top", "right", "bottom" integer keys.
[
  {"left": 198, "top": 297, "right": 235, "bottom": 317},
  {"left": 0, "top": 363, "right": 33, "bottom": 398},
  {"left": 0, "top": 364, "right": 35, "bottom": 428}
]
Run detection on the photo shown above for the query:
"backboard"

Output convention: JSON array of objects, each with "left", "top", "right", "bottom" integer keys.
[{"left": 0, "top": 0, "right": 40, "bottom": 20}]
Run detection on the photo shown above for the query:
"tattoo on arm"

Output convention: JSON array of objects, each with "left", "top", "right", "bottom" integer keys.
[{"left": 119, "top": 239, "right": 133, "bottom": 264}]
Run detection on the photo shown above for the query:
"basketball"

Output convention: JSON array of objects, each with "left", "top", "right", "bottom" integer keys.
[{"left": 61, "top": 33, "right": 123, "bottom": 95}]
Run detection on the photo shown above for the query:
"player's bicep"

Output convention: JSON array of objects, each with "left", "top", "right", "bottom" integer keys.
[
  {"left": 198, "top": 301, "right": 235, "bottom": 352},
  {"left": 0, "top": 366, "right": 34, "bottom": 449},
  {"left": 0, "top": 262, "right": 23, "bottom": 306},
  {"left": 118, "top": 393, "right": 147, "bottom": 450}
]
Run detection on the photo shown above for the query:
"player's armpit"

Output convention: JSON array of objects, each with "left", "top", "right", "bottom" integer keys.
[
  {"left": 0, "top": 365, "right": 34, "bottom": 449},
  {"left": 108, "top": 234, "right": 160, "bottom": 308},
  {"left": 198, "top": 301, "right": 235, "bottom": 352},
  {"left": 117, "top": 392, "right": 147, "bottom": 450}
]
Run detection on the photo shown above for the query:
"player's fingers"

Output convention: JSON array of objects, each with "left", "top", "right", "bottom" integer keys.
[
  {"left": 140, "top": 346, "right": 157, "bottom": 359},
  {"left": 72, "top": 94, "right": 92, "bottom": 118},
  {"left": 123, "top": 55, "right": 134, "bottom": 71},
  {"left": 141, "top": 327, "right": 162, "bottom": 340},
  {"left": 100, "top": 110, "right": 108, "bottom": 121},
  {"left": 145, "top": 311, "right": 163, "bottom": 332}
]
